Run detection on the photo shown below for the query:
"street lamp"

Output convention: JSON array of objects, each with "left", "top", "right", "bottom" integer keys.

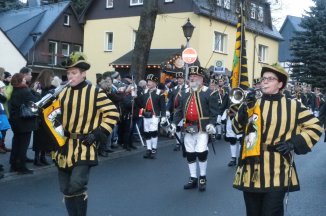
[
  {"left": 182, "top": 18, "right": 195, "bottom": 80},
  {"left": 30, "top": 32, "right": 42, "bottom": 66}
]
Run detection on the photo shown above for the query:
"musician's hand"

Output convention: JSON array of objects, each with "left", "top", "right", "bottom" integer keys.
[
  {"left": 169, "top": 123, "right": 176, "bottom": 135},
  {"left": 82, "top": 133, "right": 96, "bottom": 146},
  {"left": 246, "top": 88, "right": 257, "bottom": 109},
  {"left": 275, "top": 141, "right": 294, "bottom": 155},
  {"left": 166, "top": 111, "right": 171, "bottom": 118},
  {"left": 237, "top": 104, "right": 248, "bottom": 127},
  {"left": 83, "top": 127, "right": 107, "bottom": 147},
  {"left": 206, "top": 124, "right": 216, "bottom": 135},
  {"left": 160, "top": 117, "right": 167, "bottom": 126}
]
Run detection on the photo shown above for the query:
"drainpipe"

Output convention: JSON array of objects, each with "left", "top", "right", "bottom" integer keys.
[{"left": 252, "top": 34, "right": 258, "bottom": 85}]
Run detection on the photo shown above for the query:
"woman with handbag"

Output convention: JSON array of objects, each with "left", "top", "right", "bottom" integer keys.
[{"left": 8, "top": 73, "right": 40, "bottom": 174}]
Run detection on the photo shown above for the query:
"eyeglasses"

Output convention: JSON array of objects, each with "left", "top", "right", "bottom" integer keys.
[{"left": 260, "top": 77, "right": 278, "bottom": 82}]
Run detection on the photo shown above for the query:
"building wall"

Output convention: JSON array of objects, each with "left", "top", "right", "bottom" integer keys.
[
  {"left": 0, "top": 31, "right": 26, "bottom": 74},
  {"left": 84, "top": 12, "right": 279, "bottom": 84}
]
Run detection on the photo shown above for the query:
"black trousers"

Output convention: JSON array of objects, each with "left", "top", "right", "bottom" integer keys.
[
  {"left": 243, "top": 191, "right": 286, "bottom": 216},
  {"left": 10, "top": 131, "right": 32, "bottom": 169},
  {"left": 58, "top": 165, "right": 90, "bottom": 196}
]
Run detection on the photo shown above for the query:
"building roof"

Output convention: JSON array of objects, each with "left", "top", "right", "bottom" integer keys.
[
  {"left": 111, "top": 49, "right": 182, "bottom": 66},
  {"left": 0, "top": 1, "right": 70, "bottom": 55},
  {"left": 279, "top": 15, "right": 304, "bottom": 33},
  {"left": 193, "top": 1, "right": 283, "bottom": 41}
]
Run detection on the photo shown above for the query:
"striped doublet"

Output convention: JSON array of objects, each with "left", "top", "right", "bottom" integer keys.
[{"left": 232, "top": 93, "right": 323, "bottom": 192}]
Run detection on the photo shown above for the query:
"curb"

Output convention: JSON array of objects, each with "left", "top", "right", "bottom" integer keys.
[{"left": 0, "top": 139, "right": 174, "bottom": 183}]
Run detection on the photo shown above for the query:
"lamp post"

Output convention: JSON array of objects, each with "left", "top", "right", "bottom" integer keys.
[
  {"left": 30, "top": 32, "right": 42, "bottom": 66},
  {"left": 182, "top": 18, "right": 195, "bottom": 80}
]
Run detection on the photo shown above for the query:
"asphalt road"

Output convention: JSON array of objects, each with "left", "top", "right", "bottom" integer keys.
[{"left": 0, "top": 134, "right": 325, "bottom": 216}]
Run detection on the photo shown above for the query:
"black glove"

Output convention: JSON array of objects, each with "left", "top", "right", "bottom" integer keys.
[
  {"left": 237, "top": 104, "right": 248, "bottom": 127},
  {"left": 246, "top": 88, "right": 256, "bottom": 109},
  {"left": 83, "top": 127, "right": 107, "bottom": 147},
  {"left": 83, "top": 133, "right": 96, "bottom": 146},
  {"left": 275, "top": 141, "right": 294, "bottom": 155}
]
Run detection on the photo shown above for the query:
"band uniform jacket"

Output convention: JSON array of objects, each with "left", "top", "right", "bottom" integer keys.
[
  {"left": 167, "top": 84, "right": 188, "bottom": 114},
  {"left": 53, "top": 81, "right": 119, "bottom": 169},
  {"left": 232, "top": 93, "right": 323, "bottom": 192},
  {"left": 173, "top": 85, "right": 219, "bottom": 132},
  {"left": 138, "top": 88, "right": 166, "bottom": 117}
]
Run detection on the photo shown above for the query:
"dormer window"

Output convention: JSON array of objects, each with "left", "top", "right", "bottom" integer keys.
[
  {"left": 63, "top": 14, "right": 70, "bottom": 26},
  {"left": 250, "top": 3, "right": 256, "bottom": 19},
  {"left": 216, "top": 0, "right": 222, "bottom": 6},
  {"left": 106, "top": 0, "right": 113, "bottom": 8},
  {"left": 257, "top": 6, "right": 264, "bottom": 22},
  {"left": 130, "top": 0, "right": 143, "bottom": 6},
  {"left": 224, "top": 0, "right": 230, "bottom": 10}
]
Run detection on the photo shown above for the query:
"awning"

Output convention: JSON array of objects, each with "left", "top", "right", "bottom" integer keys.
[{"left": 110, "top": 49, "right": 182, "bottom": 69}]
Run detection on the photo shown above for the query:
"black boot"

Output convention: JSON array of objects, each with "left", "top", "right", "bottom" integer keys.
[
  {"left": 151, "top": 148, "right": 157, "bottom": 158},
  {"left": 184, "top": 177, "right": 198, "bottom": 190},
  {"left": 40, "top": 152, "right": 50, "bottom": 165},
  {"left": 216, "top": 134, "right": 222, "bottom": 140},
  {"left": 198, "top": 176, "right": 207, "bottom": 192},
  {"left": 228, "top": 157, "right": 237, "bottom": 167},
  {"left": 143, "top": 150, "right": 153, "bottom": 159}
]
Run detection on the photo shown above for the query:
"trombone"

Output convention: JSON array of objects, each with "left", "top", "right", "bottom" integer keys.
[{"left": 29, "top": 80, "right": 71, "bottom": 112}]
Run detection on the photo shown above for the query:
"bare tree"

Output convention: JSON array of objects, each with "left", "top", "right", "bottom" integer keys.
[{"left": 130, "top": 0, "right": 158, "bottom": 82}]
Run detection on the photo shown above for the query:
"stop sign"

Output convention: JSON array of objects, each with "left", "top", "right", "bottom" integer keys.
[{"left": 182, "top": 48, "right": 197, "bottom": 64}]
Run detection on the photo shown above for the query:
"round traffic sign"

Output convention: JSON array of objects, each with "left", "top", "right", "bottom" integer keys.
[{"left": 182, "top": 48, "right": 197, "bottom": 64}]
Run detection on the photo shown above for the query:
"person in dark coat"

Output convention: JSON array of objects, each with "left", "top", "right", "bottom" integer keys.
[
  {"left": 32, "top": 69, "right": 57, "bottom": 166},
  {"left": 9, "top": 73, "right": 40, "bottom": 174}
]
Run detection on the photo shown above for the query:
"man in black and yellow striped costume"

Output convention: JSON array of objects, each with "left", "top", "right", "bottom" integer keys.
[
  {"left": 232, "top": 64, "right": 323, "bottom": 216},
  {"left": 54, "top": 52, "right": 119, "bottom": 216}
]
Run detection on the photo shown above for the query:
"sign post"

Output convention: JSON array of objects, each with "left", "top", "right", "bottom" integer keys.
[{"left": 182, "top": 47, "right": 198, "bottom": 80}]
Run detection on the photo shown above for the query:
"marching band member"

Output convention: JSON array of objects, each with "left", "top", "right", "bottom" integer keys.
[
  {"left": 232, "top": 64, "right": 322, "bottom": 215},
  {"left": 209, "top": 76, "right": 224, "bottom": 140},
  {"left": 138, "top": 74, "right": 166, "bottom": 159},
  {"left": 167, "top": 71, "right": 188, "bottom": 151},
  {"left": 55, "top": 52, "right": 119, "bottom": 216},
  {"left": 170, "top": 66, "right": 218, "bottom": 191}
]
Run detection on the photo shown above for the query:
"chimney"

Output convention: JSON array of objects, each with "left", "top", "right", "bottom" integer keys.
[{"left": 28, "top": 0, "right": 41, "bottom": 7}]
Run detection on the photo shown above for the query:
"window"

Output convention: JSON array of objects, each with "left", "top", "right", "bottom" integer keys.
[
  {"left": 49, "top": 41, "right": 58, "bottom": 65},
  {"left": 105, "top": 32, "right": 113, "bottom": 51},
  {"left": 130, "top": 0, "right": 143, "bottom": 6},
  {"left": 258, "top": 45, "right": 268, "bottom": 63},
  {"left": 63, "top": 14, "right": 70, "bottom": 26},
  {"left": 106, "top": 0, "right": 113, "bottom": 8},
  {"left": 224, "top": 0, "right": 230, "bottom": 10},
  {"left": 165, "top": 0, "right": 173, "bottom": 2},
  {"left": 257, "top": 6, "right": 264, "bottom": 22},
  {"left": 250, "top": 3, "right": 256, "bottom": 19},
  {"left": 61, "top": 43, "right": 70, "bottom": 57},
  {"left": 214, "top": 31, "right": 227, "bottom": 53},
  {"left": 71, "top": 44, "right": 82, "bottom": 52},
  {"left": 216, "top": 0, "right": 222, "bottom": 6}
]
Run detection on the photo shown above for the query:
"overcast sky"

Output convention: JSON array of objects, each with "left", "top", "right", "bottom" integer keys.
[{"left": 272, "top": 0, "right": 315, "bottom": 29}]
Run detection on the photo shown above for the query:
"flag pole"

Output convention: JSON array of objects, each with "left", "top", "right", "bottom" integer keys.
[{"left": 239, "top": 0, "right": 244, "bottom": 87}]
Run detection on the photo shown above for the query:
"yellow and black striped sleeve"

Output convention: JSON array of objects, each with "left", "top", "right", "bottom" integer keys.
[
  {"left": 291, "top": 102, "right": 323, "bottom": 154},
  {"left": 232, "top": 103, "right": 244, "bottom": 134},
  {"left": 96, "top": 89, "right": 119, "bottom": 134}
]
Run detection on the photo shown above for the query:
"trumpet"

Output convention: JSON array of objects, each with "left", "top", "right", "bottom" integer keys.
[
  {"left": 29, "top": 80, "right": 71, "bottom": 112},
  {"left": 229, "top": 87, "right": 264, "bottom": 105}
]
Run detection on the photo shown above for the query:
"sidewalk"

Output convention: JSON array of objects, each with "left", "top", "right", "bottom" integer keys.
[{"left": 0, "top": 129, "right": 174, "bottom": 182}]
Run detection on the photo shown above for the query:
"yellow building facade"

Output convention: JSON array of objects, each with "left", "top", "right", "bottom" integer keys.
[{"left": 84, "top": 12, "right": 280, "bottom": 85}]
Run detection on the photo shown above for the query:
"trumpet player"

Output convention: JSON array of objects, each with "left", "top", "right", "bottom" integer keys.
[
  {"left": 55, "top": 52, "right": 119, "bottom": 216},
  {"left": 232, "top": 64, "right": 323, "bottom": 216}
]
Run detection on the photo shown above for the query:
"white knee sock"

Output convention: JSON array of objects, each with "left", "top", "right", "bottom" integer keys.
[
  {"left": 199, "top": 161, "right": 207, "bottom": 176},
  {"left": 151, "top": 137, "right": 158, "bottom": 149},
  {"left": 188, "top": 162, "right": 197, "bottom": 178},
  {"left": 230, "top": 144, "right": 238, "bottom": 158}
]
